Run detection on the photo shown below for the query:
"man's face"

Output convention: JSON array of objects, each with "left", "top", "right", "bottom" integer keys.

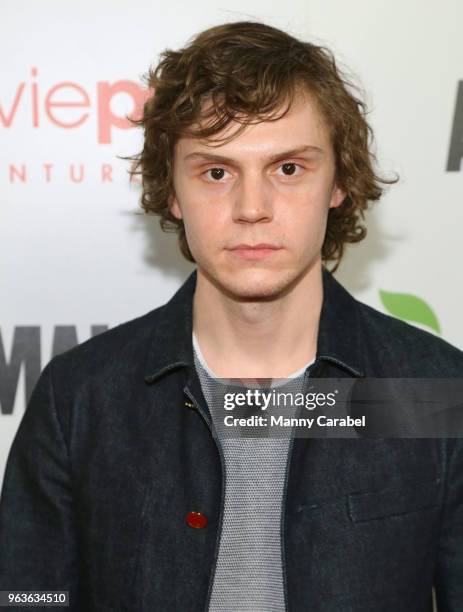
[{"left": 170, "top": 88, "right": 345, "bottom": 300}]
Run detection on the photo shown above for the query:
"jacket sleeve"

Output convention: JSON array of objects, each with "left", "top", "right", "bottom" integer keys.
[
  {"left": 434, "top": 438, "right": 463, "bottom": 611},
  {"left": 0, "top": 358, "right": 81, "bottom": 610}
]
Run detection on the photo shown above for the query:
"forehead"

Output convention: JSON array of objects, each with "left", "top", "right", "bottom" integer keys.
[{"left": 175, "top": 88, "right": 332, "bottom": 159}]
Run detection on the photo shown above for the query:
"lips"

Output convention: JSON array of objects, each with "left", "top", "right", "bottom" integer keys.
[
  {"left": 229, "top": 243, "right": 281, "bottom": 250},
  {"left": 227, "top": 244, "right": 283, "bottom": 260}
]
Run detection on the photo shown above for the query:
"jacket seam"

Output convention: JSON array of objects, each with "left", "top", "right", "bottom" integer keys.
[
  {"left": 436, "top": 437, "right": 457, "bottom": 549},
  {"left": 48, "top": 357, "right": 72, "bottom": 468}
]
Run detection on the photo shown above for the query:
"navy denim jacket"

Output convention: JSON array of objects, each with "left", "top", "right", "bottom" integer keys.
[{"left": 1, "top": 267, "right": 463, "bottom": 611}]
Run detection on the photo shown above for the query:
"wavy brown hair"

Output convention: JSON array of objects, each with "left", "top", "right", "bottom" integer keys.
[{"left": 126, "top": 20, "right": 398, "bottom": 272}]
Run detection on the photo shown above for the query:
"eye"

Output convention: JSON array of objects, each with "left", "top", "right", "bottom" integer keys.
[
  {"left": 276, "top": 162, "right": 304, "bottom": 177},
  {"left": 203, "top": 167, "right": 231, "bottom": 182}
]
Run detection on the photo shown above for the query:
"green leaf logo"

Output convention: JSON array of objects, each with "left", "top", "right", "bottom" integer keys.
[{"left": 379, "top": 290, "right": 441, "bottom": 334}]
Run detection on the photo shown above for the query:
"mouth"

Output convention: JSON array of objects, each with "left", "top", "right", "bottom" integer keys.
[{"left": 227, "top": 244, "right": 283, "bottom": 260}]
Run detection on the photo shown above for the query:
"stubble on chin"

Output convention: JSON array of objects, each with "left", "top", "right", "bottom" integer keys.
[{"left": 211, "top": 268, "right": 302, "bottom": 302}]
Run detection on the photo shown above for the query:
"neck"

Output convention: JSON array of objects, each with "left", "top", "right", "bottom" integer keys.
[{"left": 192, "top": 260, "right": 323, "bottom": 378}]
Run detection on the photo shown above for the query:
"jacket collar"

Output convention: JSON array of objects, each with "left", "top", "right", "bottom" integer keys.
[{"left": 144, "top": 266, "right": 365, "bottom": 383}]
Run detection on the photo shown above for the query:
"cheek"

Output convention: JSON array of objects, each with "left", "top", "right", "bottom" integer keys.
[
  {"left": 181, "top": 204, "right": 223, "bottom": 256},
  {"left": 282, "top": 197, "right": 330, "bottom": 247},
  {"left": 286, "top": 191, "right": 330, "bottom": 225},
  {"left": 183, "top": 195, "right": 228, "bottom": 229},
  {"left": 284, "top": 174, "right": 334, "bottom": 210}
]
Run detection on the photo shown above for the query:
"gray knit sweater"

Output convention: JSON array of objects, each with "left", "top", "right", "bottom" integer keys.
[{"left": 192, "top": 333, "right": 313, "bottom": 612}]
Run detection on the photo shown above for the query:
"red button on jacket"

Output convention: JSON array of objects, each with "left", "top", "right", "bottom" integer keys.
[{"left": 186, "top": 511, "right": 208, "bottom": 529}]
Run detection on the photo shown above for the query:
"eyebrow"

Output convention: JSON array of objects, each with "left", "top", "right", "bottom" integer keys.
[{"left": 183, "top": 145, "right": 324, "bottom": 165}]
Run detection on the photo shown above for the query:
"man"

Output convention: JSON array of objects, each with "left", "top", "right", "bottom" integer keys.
[{"left": 1, "top": 20, "right": 462, "bottom": 612}]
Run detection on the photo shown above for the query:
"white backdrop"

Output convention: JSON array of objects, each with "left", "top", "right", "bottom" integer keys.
[{"left": 1, "top": 0, "right": 462, "bottom": 501}]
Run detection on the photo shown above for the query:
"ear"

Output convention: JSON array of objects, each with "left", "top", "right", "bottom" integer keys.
[
  {"left": 169, "top": 194, "right": 183, "bottom": 220},
  {"left": 329, "top": 184, "right": 346, "bottom": 210}
]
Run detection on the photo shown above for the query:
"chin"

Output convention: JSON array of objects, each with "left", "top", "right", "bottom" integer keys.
[{"left": 217, "top": 269, "right": 298, "bottom": 301}]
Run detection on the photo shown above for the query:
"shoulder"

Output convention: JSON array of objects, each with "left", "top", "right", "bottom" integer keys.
[
  {"left": 354, "top": 298, "right": 463, "bottom": 376},
  {"left": 47, "top": 305, "right": 164, "bottom": 386}
]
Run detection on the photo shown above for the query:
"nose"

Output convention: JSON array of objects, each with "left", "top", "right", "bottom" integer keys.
[{"left": 232, "top": 173, "right": 273, "bottom": 223}]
